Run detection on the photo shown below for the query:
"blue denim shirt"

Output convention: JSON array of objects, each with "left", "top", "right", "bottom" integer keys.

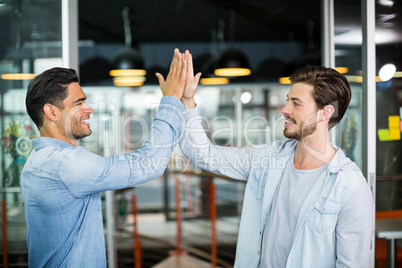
[{"left": 21, "top": 96, "right": 184, "bottom": 267}]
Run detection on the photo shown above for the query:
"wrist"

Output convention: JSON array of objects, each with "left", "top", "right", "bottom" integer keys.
[
  {"left": 182, "top": 97, "right": 196, "bottom": 109},
  {"left": 164, "top": 92, "right": 182, "bottom": 100}
]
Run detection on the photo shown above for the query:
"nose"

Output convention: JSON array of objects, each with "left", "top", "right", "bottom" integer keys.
[
  {"left": 281, "top": 102, "right": 290, "bottom": 115},
  {"left": 83, "top": 102, "right": 93, "bottom": 114}
]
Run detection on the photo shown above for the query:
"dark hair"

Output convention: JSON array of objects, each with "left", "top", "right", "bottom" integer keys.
[
  {"left": 26, "top": 67, "right": 79, "bottom": 129},
  {"left": 289, "top": 66, "right": 351, "bottom": 129}
]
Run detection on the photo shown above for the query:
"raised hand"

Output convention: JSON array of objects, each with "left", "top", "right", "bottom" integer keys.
[
  {"left": 156, "top": 48, "right": 187, "bottom": 100},
  {"left": 182, "top": 50, "right": 201, "bottom": 109}
]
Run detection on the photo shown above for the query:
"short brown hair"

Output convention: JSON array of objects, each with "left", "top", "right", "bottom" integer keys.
[{"left": 289, "top": 66, "right": 351, "bottom": 129}]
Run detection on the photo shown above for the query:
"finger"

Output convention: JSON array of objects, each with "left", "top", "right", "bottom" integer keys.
[
  {"left": 168, "top": 48, "right": 179, "bottom": 79},
  {"left": 194, "top": 72, "right": 202, "bottom": 85},
  {"left": 175, "top": 52, "right": 183, "bottom": 78},
  {"left": 180, "top": 60, "right": 187, "bottom": 84},
  {"left": 155, "top": 72, "right": 165, "bottom": 87},
  {"left": 187, "top": 51, "right": 195, "bottom": 77}
]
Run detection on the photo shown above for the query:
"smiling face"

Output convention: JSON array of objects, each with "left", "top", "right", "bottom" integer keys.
[
  {"left": 281, "top": 82, "right": 319, "bottom": 141},
  {"left": 57, "top": 82, "right": 93, "bottom": 143}
]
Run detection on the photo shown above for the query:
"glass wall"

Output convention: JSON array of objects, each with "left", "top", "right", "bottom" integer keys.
[
  {"left": 332, "top": 0, "right": 402, "bottom": 212},
  {"left": 334, "top": 0, "right": 402, "bottom": 267},
  {"left": 375, "top": 1, "right": 402, "bottom": 212},
  {"left": 0, "top": 0, "right": 62, "bottom": 265}
]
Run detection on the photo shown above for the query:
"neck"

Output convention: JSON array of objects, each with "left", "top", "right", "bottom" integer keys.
[
  {"left": 294, "top": 129, "right": 335, "bottom": 170},
  {"left": 39, "top": 125, "right": 77, "bottom": 146}
]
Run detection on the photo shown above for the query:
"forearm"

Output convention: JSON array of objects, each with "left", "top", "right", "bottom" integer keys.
[
  {"left": 127, "top": 96, "right": 185, "bottom": 182},
  {"left": 179, "top": 106, "right": 251, "bottom": 181}
]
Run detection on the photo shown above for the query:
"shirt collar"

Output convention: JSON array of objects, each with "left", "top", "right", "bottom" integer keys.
[{"left": 31, "top": 137, "right": 75, "bottom": 150}]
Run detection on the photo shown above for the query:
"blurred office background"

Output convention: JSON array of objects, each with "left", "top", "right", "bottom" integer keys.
[{"left": 0, "top": 0, "right": 401, "bottom": 267}]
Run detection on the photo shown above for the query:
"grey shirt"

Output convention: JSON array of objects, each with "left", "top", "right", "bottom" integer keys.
[{"left": 260, "top": 154, "right": 327, "bottom": 268}]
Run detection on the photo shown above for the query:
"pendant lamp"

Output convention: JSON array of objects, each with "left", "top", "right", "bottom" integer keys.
[
  {"left": 1, "top": 4, "right": 35, "bottom": 81},
  {"left": 214, "top": 48, "right": 251, "bottom": 77},
  {"left": 213, "top": 10, "right": 251, "bottom": 78},
  {"left": 109, "top": 7, "right": 146, "bottom": 86},
  {"left": 199, "top": 55, "right": 229, "bottom": 85}
]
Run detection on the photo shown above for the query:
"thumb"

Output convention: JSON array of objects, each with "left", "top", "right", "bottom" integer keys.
[
  {"left": 155, "top": 72, "right": 165, "bottom": 87},
  {"left": 194, "top": 72, "right": 202, "bottom": 84}
]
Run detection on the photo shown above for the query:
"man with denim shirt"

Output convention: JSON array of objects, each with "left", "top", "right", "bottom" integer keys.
[
  {"left": 177, "top": 56, "right": 373, "bottom": 268},
  {"left": 21, "top": 49, "right": 195, "bottom": 267}
]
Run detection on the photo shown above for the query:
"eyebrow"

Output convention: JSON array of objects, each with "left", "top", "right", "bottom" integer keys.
[
  {"left": 287, "top": 95, "right": 304, "bottom": 103},
  {"left": 73, "top": 97, "right": 87, "bottom": 104}
]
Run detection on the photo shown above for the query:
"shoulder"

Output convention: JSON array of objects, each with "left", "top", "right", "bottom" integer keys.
[{"left": 336, "top": 168, "right": 373, "bottom": 204}]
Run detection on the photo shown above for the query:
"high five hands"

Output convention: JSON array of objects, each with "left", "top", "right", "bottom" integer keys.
[{"left": 156, "top": 48, "right": 201, "bottom": 109}]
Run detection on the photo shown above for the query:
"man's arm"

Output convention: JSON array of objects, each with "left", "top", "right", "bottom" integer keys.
[
  {"left": 59, "top": 49, "right": 189, "bottom": 196},
  {"left": 177, "top": 50, "right": 253, "bottom": 181}
]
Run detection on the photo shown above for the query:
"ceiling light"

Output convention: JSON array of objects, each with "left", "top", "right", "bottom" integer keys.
[
  {"left": 110, "top": 7, "right": 146, "bottom": 82},
  {"left": 378, "top": 0, "right": 393, "bottom": 7},
  {"left": 200, "top": 77, "right": 229, "bottom": 85},
  {"left": 114, "top": 81, "right": 144, "bottom": 87},
  {"left": 334, "top": 67, "right": 349, "bottom": 74},
  {"left": 240, "top": 91, "right": 252, "bottom": 104},
  {"left": 379, "top": 63, "right": 396, "bottom": 82},
  {"left": 1, "top": 73, "right": 35, "bottom": 80},
  {"left": 110, "top": 47, "right": 145, "bottom": 76},
  {"left": 279, "top": 77, "right": 291, "bottom": 84},
  {"left": 215, "top": 68, "right": 251, "bottom": 77},
  {"left": 109, "top": 69, "right": 146, "bottom": 77},
  {"left": 214, "top": 49, "right": 251, "bottom": 77},
  {"left": 113, "top": 76, "right": 145, "bottom": 87},
  {"left": 1, "top": 3, "right": 35, "bottom": 81}
]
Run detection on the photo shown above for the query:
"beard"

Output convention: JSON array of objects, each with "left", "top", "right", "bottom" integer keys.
[
  {"left": 62, "top": 116, "right": 92, "bottom": 141},
  {"left": 71, "top": 128, "right": 92, "bottom": 140},
  {"left": 284, "top": 120, "right": 317, "bottom": 140}
]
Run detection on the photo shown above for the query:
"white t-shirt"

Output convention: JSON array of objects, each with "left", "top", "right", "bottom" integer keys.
[{"left": 260, "top": 153, "right": 327, "bottom": 268}]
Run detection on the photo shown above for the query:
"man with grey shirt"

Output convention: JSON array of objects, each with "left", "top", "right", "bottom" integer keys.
[{"left": 174, "top": 52, "right": 373, "bottom": 268}]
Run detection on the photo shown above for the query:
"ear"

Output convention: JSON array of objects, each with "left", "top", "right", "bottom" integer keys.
[
  {"left": 43, "top": 103, "right": 60, "bottom": 122},
  {"left": 320, "top": 105, "right": 335, "bottom": 121}
]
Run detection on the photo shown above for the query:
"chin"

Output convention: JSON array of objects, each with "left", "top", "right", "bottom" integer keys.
[
  {"left": 73, "top": 131, "right": 92, "bottom": 140},
  {"left": 83, "top": 130, "right": 92, "bottom": 138},
  {"left": 283, "top": 130, "right": 301, "bottom": 140}
]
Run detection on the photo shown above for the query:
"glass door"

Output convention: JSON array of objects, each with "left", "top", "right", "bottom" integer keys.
[{"left": 0, "top": 0, "right": 76, "bottom": 266}]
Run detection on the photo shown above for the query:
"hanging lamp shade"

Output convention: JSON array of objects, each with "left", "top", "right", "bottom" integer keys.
[
  {"left": 198, "top": 55, "right": 230, "bottom": 85},
  {"left": 109, "top": 47, "right": 146, "bottom": 77},
  {"left": 109, "top": 47, "right": 146, "bottom": 86},
  {"left": 214, "top": 49, "right": 251, "bottom": 77},
  {"left": 1, "top": 3, "right": 35, "bottom": 81},
  {"left": 109, "top": 7, "right": 146, "bottom": 87}
]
